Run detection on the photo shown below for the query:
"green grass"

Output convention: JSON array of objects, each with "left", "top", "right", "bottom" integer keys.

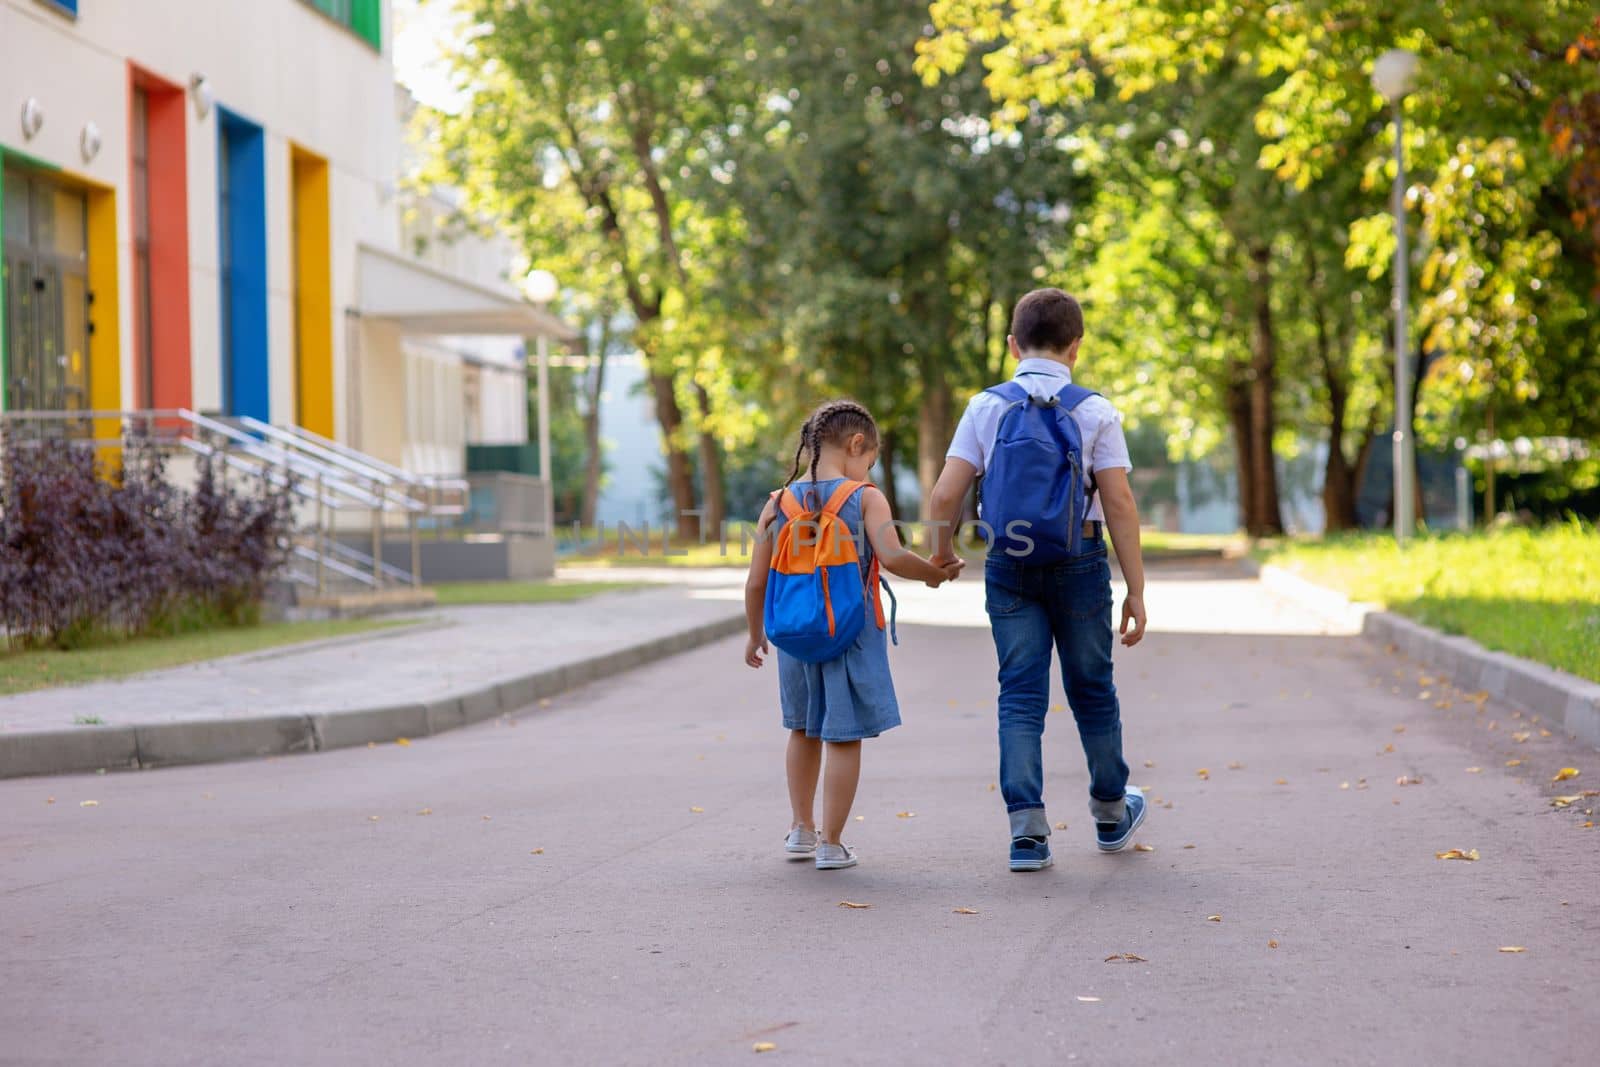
[
  {"left": 0, "top": 618, "right": 411, "bottom": 697},
  {"left": 429, "top": 579, "right": 650, "bottom": 604},
  {"left": 1259, "top": 521, "right": 1600, "bottom": 682}
]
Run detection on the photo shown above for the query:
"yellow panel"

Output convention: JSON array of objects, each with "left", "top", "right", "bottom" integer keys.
[
  {"left": 291, "top": 148, "right": 334, "bottom": 437},
  {"left": 86, "top": 186, "right": 121, "bottom": 450}
]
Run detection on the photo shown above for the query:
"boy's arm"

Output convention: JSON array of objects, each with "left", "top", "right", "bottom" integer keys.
[
  {"left": 927, "top": 459, "right": 979, "bottom": 565},
  {"left": 1095, "top": 467, "right": 1147, "bottom": 646},
  {"left": 860, "top": 488, "right": 961, "bottom": 587},
  {"left": 743, "top": 496, "right": 779, "bottom": 667}
]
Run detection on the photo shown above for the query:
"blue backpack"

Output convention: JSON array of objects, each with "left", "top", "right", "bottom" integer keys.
[
  {"left": 763, "top": 480, "right": 890, "bottom": 663},
  {"left": 978, "top": 380, "right": 1099, "bottom": 563}
]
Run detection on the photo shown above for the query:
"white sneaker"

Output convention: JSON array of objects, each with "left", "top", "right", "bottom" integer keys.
[
  {"left": 815, "top": 842, "right": 857, "bottom": 870},
  {"left": 785, "top": 828, "right": 819, "bottom": 860}
]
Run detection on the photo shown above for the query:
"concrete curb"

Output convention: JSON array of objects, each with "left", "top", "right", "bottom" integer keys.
[
  {"left": 0, "top": 613, "right": 746, "bottom": 780},
  {"left": 1246, "top": 559, "right": 1600, "bottom": 750}
]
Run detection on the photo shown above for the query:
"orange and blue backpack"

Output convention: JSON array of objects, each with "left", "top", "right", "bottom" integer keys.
[{"left": 763, "top": 479, "right": 894, "bottom": 663}]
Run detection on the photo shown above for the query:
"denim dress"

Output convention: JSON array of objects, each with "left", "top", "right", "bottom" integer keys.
[{"left": 774, "top": 478, "right": 902, "bottom": 742}]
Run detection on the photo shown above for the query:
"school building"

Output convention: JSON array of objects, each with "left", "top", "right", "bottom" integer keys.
[{"left": 0, "top": 0, "right": 569, "bottom": 489}]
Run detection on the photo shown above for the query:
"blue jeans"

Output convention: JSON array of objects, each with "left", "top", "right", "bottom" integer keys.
[{"left": 985, "top": 547, "right": 1130, "bottom": 839}]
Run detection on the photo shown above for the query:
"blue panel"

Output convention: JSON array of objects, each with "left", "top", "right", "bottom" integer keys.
[{"left": 218, "top": 109, "right": 269, "bottom": 422}]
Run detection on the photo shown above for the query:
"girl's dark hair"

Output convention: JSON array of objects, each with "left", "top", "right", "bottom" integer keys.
[{"left": 784, "top": 399, "right": 879, "bottom": 510}]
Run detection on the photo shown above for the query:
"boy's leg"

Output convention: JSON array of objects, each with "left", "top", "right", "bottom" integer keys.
[
  {"left": 820, "top": 740, "right": 862, "bottom": 844},
  {"left": 1048, "top": 551, "right": 1131, "bottom": 824},
  {"left": 786, "top": 729, "right": 822, "bottom": 831},
  {"left": 986, "top": 559, "right": 1054, "bottom": 840}
]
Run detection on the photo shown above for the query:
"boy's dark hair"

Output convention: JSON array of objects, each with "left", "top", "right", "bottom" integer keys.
[
  {"left": 784, "top": 399, "right": 879, "bottom": 508},
  {"left": 1011, "top": 288, "right": 1084, "bottom": 354}
]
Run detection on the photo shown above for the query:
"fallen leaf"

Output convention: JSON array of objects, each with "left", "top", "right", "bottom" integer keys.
[
  {"left": 1512, "top": 731, "right": 1531, "bottom": 744},
  {"left": 1076, "top": 996, "right": 1101, "bottom": 1003},
  {"left": 1488, "top": 721, "right": 1498, "bottom": 731},
  {"left": 1183, "top": 843, "right": 1196, "bottom": 849},
  {"left": 1585, "top": 821, "right": 1595, "bottom": 829},
  {"left": 1470, "top": 690, "right": 1489, "bottom": 704},
  {"left": 854, "top": 815, "right": 865, "bottom": 821},
  {"left": 1397, "top": 775, "right": 1423, "bottom": 786},
  {"left": 1418, "top": 674, "right": 1436, "bottom": 686},
  {"left": 1275, "top": 778, "right": 1289, "bottom": 785},
  {"left": 482, "top": 815, "right": 492, "bottom": 821},
  {"left": 1498, "top": 946, "right": 1526, "bottom": 954},
  {"left": 987, "top": 783, "right": 997, "bottom": 792},
  {"left": 837, "top": 901, "right": 871, "bottom": 909},
  {"left": 1553, "top": 767, "right": 1581, "bottom": 782},
  {"left": 1133, "top": 843, "right": 1154, "bottom": 852},
  {"left": 1340, "top": 781, "right": 1351, "bottom": 790},
  {"left": 1382, "top": 743, "right": 1395, "bottom": 754},
  {"left": 1196, "top": 768, "right": 1211, "bottom": 780},
  {"left": 1227, "top": 761, "right": 1244, "bottom": 770},
  {"left": 416, "top": 808, "right": 433, "bottom": 816},
  {"left": 1394, "top": 725, "right": 1407, "bottom": 734},
  {"left": 953, "top": 907, "right": 979, "bottom": 915},
  {"left": 1550, "top": 795, "right": 1584, "bottom": 808},
  {"left": 1418, "top": 691, "right": 1433, "bottom": 700},
  {"left": 538, "top": 698, "right": 552, "bottom": 708},
  {"left": 1162, "top": 801, "right": 1174, "bottom": 809},
  {"left": 1435, "top": 848, "right": 1480, "bottom": 861},
  {"left": 1268, "top": 940, "right": 1280, "bottom": 949},
  {"left": 1539, "top": 728, "right": 1552, "bottom": 738},
  {"left": 45, "top": 797, "right": 55, "bottom": 804},
  {"left": 79, "top": 800, "right": 98, "bottom": 808},
  {"left": 1356, "top": 778, "right": 1369, "bottom": 790},
  {"left": 1465, "top": 767, "right": 1482, "bottom": 773},
  {"left": 530, "top": 848, "right": 544, "bottom": 855},
  {"left": 1506, "top": 759, "right": 1524, "bottom": 767},
  {"left": 690, "top": 807, "right": 705, "bottom": 814},
  {"left": 395, "top": 737, "right": 411, "bottom": 747},
  {"left": 896, "top": 811, "right": 916, "bottom": 819},
  {"left": 367, "top": 741, "right": 376, "bottom": 748},
  {"left": 368, "top": 815, "right": 380, "bottom": 822},
  {"left": 1055, "top": 822, "right": 1070, "bottom": 830},
  {"left": 1049, "top": 703, "right": 1065, "bottom": 713},
  {"left": 1207, "top": 915, "right": 1222, "bottom": 922},
  {"left": 1143, "top": 759, "right": 1155, "bottom": 768},
  {"left": 753, "top": 1042, "right": 777, "bottom": 1053},
  {"left": 1104, "top": 953, "right": 1147, "bottom": 963}
]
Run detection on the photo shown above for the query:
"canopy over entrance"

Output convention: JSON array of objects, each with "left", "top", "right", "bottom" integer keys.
[{"left": 356, "top": 243, "right": 576, "bottom": 340}]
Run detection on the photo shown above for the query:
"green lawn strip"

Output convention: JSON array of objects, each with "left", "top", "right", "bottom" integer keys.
[
  {"left": 0, "top": 618, "right": 412, "bottom": 698},
  {"left": 1258, "top": 523, "right": 1600, "bottom": 683},
  {"left": 429, "top": 579, "right": 652, "bottom": 604}
]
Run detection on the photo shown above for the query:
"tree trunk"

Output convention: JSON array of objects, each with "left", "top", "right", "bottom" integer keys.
[
  {"left": 916, "top": 357, "right": 952, "bottom": 521},
  {"left": 1226, "top": 376, "right": 1256, "bottom": 533},
  {"left": 645, "top": 363, "right": 698, "bottom": 541},
  {"left": 1246, "top": 246, "right": 1285, "bottom": 536},
  {"left": 878, "top": 429, "right": 901, "bottom": 519},
  {"left": 1483, "top": 397, "right": 1497, "bottom": 522},
  {"left": 580, "top": 345, "right": 608, "bottom": 530},
  {"left": 694, "top": 384, "right": 725, "bottom": 534}
]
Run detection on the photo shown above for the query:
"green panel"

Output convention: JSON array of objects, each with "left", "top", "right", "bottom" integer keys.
[
  {"left": 353, "top": 0, "right": 381, "bottom": 49},
  {"left": 467, "top": 443, "right": 541, "bottom": 476}
]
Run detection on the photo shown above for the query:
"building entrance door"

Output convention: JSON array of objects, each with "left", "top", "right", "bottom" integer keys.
[{"left": 3, "top": 167, "right": 91, "bottom": 419}]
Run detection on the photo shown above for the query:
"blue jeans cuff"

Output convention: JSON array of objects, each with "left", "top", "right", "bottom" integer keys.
[{"left": 1009, "top": 807, "right": 1051, "bottom": 839}]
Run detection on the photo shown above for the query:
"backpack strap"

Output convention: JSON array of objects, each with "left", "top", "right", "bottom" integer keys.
[
  {"left": 819, "top": 478, "right": 867, "bottom": 518},
  {"left": 984, "top": 381, "right": 1029, "bottom": 404},
  {"left": 1055, "top": 383, "right": 1098, "bottom": 411},
  {"left": 778, "top": 487, "right": 806, "bottom": 520}
]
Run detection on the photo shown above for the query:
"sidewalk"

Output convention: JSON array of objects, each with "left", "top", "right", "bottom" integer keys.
[{"left": 0, "top": 584, "right": 744, "bottom": 778}]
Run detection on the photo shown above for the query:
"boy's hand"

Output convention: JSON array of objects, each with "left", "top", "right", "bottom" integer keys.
[
  {"left": 744, "top": 635, "right": 770, "bottom": 668},
  {"left": 938, "top": 557, "right": 966, "bottom": 582},
  {"left": 1119, "top": 594, "right": 1147, "bottom": 647}
]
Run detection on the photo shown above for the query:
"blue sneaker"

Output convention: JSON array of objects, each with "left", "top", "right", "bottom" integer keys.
[
  {"left": 1096, "top": 785, "right": 1148, "bottom": 853},
  {"left": 1009, "top": 836, "right": 1053, "bottom": 872}
]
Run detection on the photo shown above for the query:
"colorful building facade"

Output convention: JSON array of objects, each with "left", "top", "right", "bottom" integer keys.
[{"left": 1, "top": 0, "right": 563, "bottom": 470}]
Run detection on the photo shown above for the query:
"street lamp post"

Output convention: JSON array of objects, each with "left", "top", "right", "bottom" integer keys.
[
  {"left": 1373, "top": 48, "right": 1420, "bottom": 543},
  {"left": 525, "top": 268, "right": 560, "bottom": 537}
]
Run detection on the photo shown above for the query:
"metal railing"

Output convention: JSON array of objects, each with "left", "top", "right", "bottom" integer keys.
[{"left": 0, "top": 408, "right": 469, "bottom": 596}]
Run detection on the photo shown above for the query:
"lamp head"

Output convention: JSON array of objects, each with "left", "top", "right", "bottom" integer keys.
[
  {"left": 1372, "top": 49, "right": 1420, "bottom": 104},
  {"left": 524, "top": 268, "right": 559, "bottom": 304}
]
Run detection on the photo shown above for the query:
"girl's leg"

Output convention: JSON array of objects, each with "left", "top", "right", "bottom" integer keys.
[
  {"left": 786, "top": 730, "right": 823, "bottom": 831},
  {"left": 820, "top": 740, "right": 863, "bottom": 844}
]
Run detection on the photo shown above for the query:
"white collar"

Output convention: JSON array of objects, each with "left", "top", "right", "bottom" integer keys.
[{"left": 1013, "top": 357, "right": 1073, "bottom": 381}]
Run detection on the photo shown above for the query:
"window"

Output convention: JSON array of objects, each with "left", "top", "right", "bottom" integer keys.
[{"left": 303, "top": 0, "right": 381, "bottom": 51}]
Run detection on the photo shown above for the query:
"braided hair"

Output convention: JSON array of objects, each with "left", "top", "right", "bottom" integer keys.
[{"left": 784, "top": 399, "right": 880, "bottom": 513}]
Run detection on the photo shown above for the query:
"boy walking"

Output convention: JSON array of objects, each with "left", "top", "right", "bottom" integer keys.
[{"left": 929, "top": 288, "right": 1149, "bottom": 872}]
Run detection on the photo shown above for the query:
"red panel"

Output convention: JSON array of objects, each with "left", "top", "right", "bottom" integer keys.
[{"left": 128, "top": 64, "right": 192, "bottom": 411}]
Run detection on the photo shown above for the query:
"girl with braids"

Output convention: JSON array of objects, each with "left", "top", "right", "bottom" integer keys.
[{"left": 743, "top": 399, "right": 964, "bottom": 870}]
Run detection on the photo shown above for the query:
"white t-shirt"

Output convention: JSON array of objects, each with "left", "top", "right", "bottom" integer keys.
[{"left": 945, "top": 358, "right": 1133, "bottom": 522}]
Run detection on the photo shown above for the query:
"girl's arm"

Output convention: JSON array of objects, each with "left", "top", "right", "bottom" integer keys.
[
  {"left": 860, "top": 487, "right": 962, "bottom": 587},
  {"left": 743, "top": 495, "right": 779, "bottom": 667}
]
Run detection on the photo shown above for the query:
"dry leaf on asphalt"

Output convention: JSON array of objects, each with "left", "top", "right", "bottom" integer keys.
[
  {"left": 1512, "top": 731, "right": 1532, "bottom": 744},
  {"left": 1076, "top": 996, "right": 1101, "bottom": 1002},
  {"left": 1382, "top": 744, "right": 1395, "bottom": 754},
  {"left": 1275, "top": 778, "right": 1289, "bottom": 785},
  {"left": 1553, "top": 767, "right": 1581, "bottom": 782},
  {"left": 1228, "top": 761, "right": 1244, "bottom": 770},
  {"left": 1394, "top": 725, "right": 1406, "bottom": 734},
  {"left": 1144, "top": 759, "right": 1155, "bottom": 768},
  {"left": 79, "top": 800, "right": 98, "bottom": 807},
  {"left": 1436, "top": 848, "right": 1480, "bottom": 861},
  {"left": 896, "top": 811, "right": 917, "bottom": 818},
  {"left": 416, "top": 808, "right": 433, "bottom": 816},
  {"left": 1183, "top": 844, "right": 1196, "bottom": 849},
  {"left": 1397, "top": 776, "right": 1423, "bottom": 786},
  {"left": 1465, "top": 767, "right": 1482, "bottom": 773},
  {"left": 530, "top": 848, "right": 544, "bottom": 855},
  {"left": 1550, "top": 795, "right": 1584, "bottom": 808},
  {"left": 395, "top": 737, "right": 411, "bottom": 747},
  {"left": 1207, "top": 915, "right": 1222, "bottom": 922},
  {"left": 46, "top": 797, "right": 55, "bottom": 804},
  {"left": 1268, "top": 940, "right": 1280, "bottom": 949},
  {"left": 1498, "top": 946, "right": 1526, "bottom": 954},
  {"left": 482, "top": 815, "right": 492, "bottom": 821},
  {"left": 1340, "top": 781, "right": 1351, "bottom": 790},
  {"left": 1133, "top": 843, "right": 1155, "bottom": 852},
  {"left": 855, "top": 815, "right": 865, "bottom": 821},
  {"left": 838, "top": 901, "right": 871, "bottom": 909},
  {"left": 1506, "top": 759, "right": 1524, "bottom": 767},
  {"left": 753, "top": 1042, "right": 777, "bottom": 1053},
  {"left": 1055, "top": 822, "right": 1070, "bottom": 830},
  {"left": 690, "top": 807, "right": 705, "bottom": 814},
  {"left": 987, "top": 783, "right": 997, "bottom": 792},
  {"left": 368, "top": 815, "right": 380, "bottom": 822},
  {"left": 953, "top": 907, "right": 979, "bottom": 915},
  {"left": 1196, "top": 768, "right": 1211, "bottom": 780},
  {"left": 1104, "top": 953, "right": 1147, "bottom": 963}
]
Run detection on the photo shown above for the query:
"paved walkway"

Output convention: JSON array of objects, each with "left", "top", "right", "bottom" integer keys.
[
  {"left": 0, "top": 586, "right": 741, "bottom": 732},
  {"left": 4, "top": 559, "right": 1597, "bottom": 1064}
]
